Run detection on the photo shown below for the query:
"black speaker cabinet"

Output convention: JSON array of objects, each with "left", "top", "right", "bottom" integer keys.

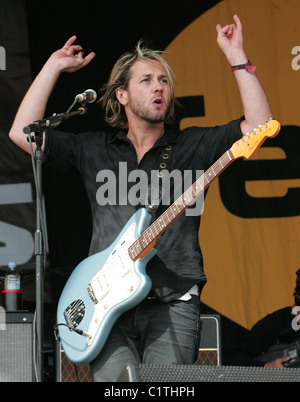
[
  {"left": 0, "top": 311, "right": 34, "bottom": 382},
  {"left": 117, "top": 363, "right": 300, "bottom": 382}
]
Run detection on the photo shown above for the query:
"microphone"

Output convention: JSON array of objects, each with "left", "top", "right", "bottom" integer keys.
[{"left": 75, "top": 89, "right": 97, "bottom": 103}]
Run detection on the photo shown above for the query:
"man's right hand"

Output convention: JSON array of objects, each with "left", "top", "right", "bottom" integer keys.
[
  {"left": 9, "top": 36, "right": 95, "bottom": 153},
  {"left": 47, "top": 36, "right": 95, "bottom": 74}
]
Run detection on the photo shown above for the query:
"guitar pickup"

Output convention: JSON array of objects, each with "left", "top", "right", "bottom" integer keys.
[{"left": 89, "top": 273, "right": 110, "bottom": 302}]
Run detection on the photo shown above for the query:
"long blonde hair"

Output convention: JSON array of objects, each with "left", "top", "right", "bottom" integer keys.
[{"left": 99, "top": 41, "right": 176, "bottom": 129}]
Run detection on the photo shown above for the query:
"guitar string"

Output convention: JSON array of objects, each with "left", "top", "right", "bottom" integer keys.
[
  {"left": 135, "top": 121, "right": 277, "bottom": 256},
  {"left": 128, "top": 150, "right": 233, "bottom": 260},
  {"left": 130, "top": 158, "right": 220, "bottom": 258}
]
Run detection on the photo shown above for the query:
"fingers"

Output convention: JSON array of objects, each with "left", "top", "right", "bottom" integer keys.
[
  {"left": 233, "top": 14, "right": 242, "bottom": 30},
  {"left": 216, "top": 14, "right": 242, "bottom": 34},
  {"left": 70, "top": 45, "right": 84, "bottom": 56},
  {"left": 280, "top": 356, "right": 291, "bottom": 362},
  {"left": 61, "top": 36, "right": 93, "bottom": 58},
  {"left": 66, "top": 44, "right": 84, "bottom": 57},
  {"left": 60, "top": 36, "right": 95, "bottom": 68},
  {"left": 264, "top": 356, "right": 290, "bottom": 368},
  {"left": 216, "top": 23, "right": 222, "bottom": 33},
  {"left": 62, "top": 35, "right": 77, "bottom": 52},
  {"left": 216, "top": 24, "right": 235, "bottom": 39},
  {"left": 81, "top": 51, "right": 96, "bottom": 67}
]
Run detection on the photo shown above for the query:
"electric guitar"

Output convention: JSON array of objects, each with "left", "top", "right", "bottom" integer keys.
[{"left": 56, "top": 119, "right": 281, "bottom": 364}]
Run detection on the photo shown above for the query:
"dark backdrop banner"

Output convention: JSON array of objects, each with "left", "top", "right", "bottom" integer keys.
[
  {"left": 1, "top": 0, "right": 299, "bottom": 332},
  {"left": 0, "top": 0, "right": 35, "bottom": 273}
]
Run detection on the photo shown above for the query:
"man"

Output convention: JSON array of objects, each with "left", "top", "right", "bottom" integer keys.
[
  {"left": 226, "top": 270, "right": 300, "bottom": 368},
  {"left": 9, "top": 15, "right": 272, "bottom": 381}
]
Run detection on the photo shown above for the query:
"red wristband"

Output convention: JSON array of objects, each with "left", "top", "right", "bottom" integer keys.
[{"left": 231, "top": 60, "right": 256, "bottom": 72}]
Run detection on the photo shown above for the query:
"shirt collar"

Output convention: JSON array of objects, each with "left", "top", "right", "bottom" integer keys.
[{"left": 110, "top": 125, "right": 178, "bottom": 147}]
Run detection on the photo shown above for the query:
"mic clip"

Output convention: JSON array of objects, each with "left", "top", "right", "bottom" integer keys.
[{"left": 75, "top": 89, "right": 97, "bottom": 104}]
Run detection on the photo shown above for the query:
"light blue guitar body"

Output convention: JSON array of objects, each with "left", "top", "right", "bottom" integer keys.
[{"left": 56, "top": 208, "right": 156, "bottom": 365}]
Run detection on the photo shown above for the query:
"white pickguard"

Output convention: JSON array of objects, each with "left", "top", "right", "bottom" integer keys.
[{"left": 87, "top": 222, "right": 140, "bottom": 344}]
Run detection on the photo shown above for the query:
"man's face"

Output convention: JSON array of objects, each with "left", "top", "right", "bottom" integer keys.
[{"left": 125, "top": 59, "right": 172, "bottom": 124}]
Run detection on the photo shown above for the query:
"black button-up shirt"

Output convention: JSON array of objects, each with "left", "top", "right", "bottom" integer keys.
[{"left": 43, "top": 118, "right": 243, "bottom": 301}]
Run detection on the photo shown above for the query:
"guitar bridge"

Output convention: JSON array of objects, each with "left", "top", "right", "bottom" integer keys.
[
  {"left": 87, "top": 283, "right": 98, "bottom": 304},
  {"left": 64, "top": 299, "right": 86, "bottom": 330}
]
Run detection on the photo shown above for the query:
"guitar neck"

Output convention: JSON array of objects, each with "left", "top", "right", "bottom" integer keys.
[{"left": 128, "top": 148, "right": 235, "bottom": 261}]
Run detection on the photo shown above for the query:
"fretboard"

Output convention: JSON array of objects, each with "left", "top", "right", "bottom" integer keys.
[{"left": 128, "top": 149, "right": 234, "bottom": 261}]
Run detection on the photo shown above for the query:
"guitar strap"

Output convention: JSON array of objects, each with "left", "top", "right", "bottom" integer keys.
[{"left": 145, "top": 143, "right": 173, "bottom": 215}]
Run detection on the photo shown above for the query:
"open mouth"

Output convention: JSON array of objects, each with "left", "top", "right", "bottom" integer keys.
[{"left": 153, "top": 98, "right": 163, "bottom": 105}]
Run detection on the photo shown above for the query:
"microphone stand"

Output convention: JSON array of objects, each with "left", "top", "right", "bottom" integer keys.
[
  {"left": 23, "top": 105, "right": 87, "bottom": 382},
  {"left": 23, "top": 106, "right": 87, "bottom": 135}
]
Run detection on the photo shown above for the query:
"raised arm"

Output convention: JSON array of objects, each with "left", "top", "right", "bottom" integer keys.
[
  {"left": 216, "top": 15, "right": 273, "bottom": 134},
  {"left": 8, "top": 36, "right": 95, "bottom": 153}
]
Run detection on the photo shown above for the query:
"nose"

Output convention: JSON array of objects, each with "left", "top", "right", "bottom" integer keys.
[{"left": 153, "top": 78, "right": 163, "bottom": 93}]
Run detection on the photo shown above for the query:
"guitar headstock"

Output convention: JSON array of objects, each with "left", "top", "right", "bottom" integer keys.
[{"left": 231, "top": 119, "right": 281, "bottom": 160}]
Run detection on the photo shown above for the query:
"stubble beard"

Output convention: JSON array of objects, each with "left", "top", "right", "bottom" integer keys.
[{"left": 128, "top": 96, "right": 170, "bottom": 124}]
